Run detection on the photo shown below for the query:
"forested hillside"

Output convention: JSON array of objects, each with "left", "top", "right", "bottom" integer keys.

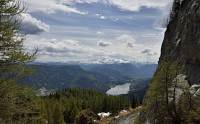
[
  {"left": 22, "top": 64, "right": 110, "bottom": 92},
  {"left": 81, "top": 63, "right": 157, "bottom": 79},
  {"left": 20, "top": 64, "right": 152, "bottom": 95},
  {"left": 41, "top": 88, "right": 134, "bottom": 124}
]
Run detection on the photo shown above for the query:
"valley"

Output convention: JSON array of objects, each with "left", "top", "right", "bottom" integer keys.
[{"left": 21, "top": 63, "right": 156, "bottom": 99}]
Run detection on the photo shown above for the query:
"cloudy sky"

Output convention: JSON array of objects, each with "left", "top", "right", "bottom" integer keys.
[{"left": 22, "top": 0, "right": 173, "bottom": 64}]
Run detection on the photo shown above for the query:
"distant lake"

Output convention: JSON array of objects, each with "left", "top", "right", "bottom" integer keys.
[{"left": 106, "top": 83, "right": 131, "bottom": 95}]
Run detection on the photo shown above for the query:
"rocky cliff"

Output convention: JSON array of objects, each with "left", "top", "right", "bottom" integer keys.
[
  {"left": 160, "top": 0, "right": 200, "bottom": 85},
  {"left": 137, "top": 0, "right": 200, "bottom": 124}
]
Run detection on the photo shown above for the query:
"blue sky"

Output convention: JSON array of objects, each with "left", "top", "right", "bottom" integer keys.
[{"left": 21, "top": 0, "right": 173, "bottom": 64}]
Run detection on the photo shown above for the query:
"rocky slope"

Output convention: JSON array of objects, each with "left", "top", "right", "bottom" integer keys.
[{"left": 138, "top": 0, "right": 200, "bottom": 124}]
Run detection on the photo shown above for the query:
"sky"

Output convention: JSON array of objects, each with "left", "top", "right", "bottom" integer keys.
[{"left": 21, "top": 0, "right": 173, "bottom": 64}]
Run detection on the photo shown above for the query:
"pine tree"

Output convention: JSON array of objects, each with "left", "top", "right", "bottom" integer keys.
[
  {"left": 53, "top": 102, "right": 65, "bottom": 124},
  {"left": 0, "top": 0, "right": 36, "bottom": 80},
  {"left": 0, "top": 1, "right": 38, "bottom": 123}
]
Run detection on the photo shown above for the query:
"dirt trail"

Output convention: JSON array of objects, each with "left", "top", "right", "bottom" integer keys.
[
  {"left": 98, "top": 107, "right": 141, "bottom": 124},
  {"left": 111, "top": 113, "right": 136, "bottom": 124}
]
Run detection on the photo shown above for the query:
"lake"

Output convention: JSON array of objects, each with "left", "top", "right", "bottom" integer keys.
[{"left": 106, "top": 83, "right": 131, "bottom": 95}]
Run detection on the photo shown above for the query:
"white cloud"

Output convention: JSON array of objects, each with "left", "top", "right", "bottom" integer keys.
[
  {"left": 25, "top": 38, "right": 102, "bottom": 62},
  {"left": 156, "top": 0, "right": 173, "bottom": 28},
  {"left": 127, "top": 42, "right": 134, "bottom": 48},
  {"left": 23, "top": 0, "right": 86, "bottom": 14},
  {"left": 116, "top": 34, "right": 136, "bottom": 48},
  {"left": 95, "top": 14, "right": 107, "bottom": 20},
  {"left": 97, "top": 41, "right": 111, "bottom": 47},
  {"left": 25, "top": 34, "right": 160, "bottom": 63},
  {"left": 20, "top": 0, "right": 170, "bottom": 64},
  {"left": 141, "top": 49, "right": 153, "bottom": 55},
  {"left": 20, "top": 13, "right": 49, "bottom": 34},
  {"left": 100, "top": 15, "right": 106, "bottom": 19},
  {"left": 75, "top": 0, "right": 171, "bottom": 11},
  {"left": 96, "top": 31, "right": 104, "bottom": 35},
  {"left": 23, "top": 0, "right": 171, "bottom": 14},
  {"left": 107, "top": 0, "right": 172, "bottom": 11}
]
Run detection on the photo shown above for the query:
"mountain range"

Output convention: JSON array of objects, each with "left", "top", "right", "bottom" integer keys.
[{"left": 21, "top": 63, "right": 157, "bottom": 93}]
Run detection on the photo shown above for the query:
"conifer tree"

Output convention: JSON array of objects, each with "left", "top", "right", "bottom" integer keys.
[
  {"left": 0, "top": 0, "right": 36, "bottom": 80},
  {"left": 0, "top": 1, "right": 39, "bottom": 123}
]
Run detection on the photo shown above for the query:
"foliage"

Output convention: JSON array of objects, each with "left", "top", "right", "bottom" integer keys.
[
  {"left": 0, "top": 0, "right": 35, "bottom": 66},
  {"left": 0, "top": 0, "right": 40, "bottom": 123},
  {"left": 76, "top": 110, "right": 99, "bottom": 124},
  {"left": 0, "top": 80, "right": 42, "bottom": 124},
  {"left": 41, "top": 88, "right": 131, "bottom": 124},
  {"left": 139, "top": 58, "right": 200, "bottom": 124},
  {"left": 22, "top": 64, "right": 110, "bottom": 92}
]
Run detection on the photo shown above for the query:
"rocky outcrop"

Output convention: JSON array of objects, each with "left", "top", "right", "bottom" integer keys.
[
  {"left": 190, "top": 84, "right": 200, "bottom": 97},
  {"left": 169, "top": 74, "right": 190, "bottom": 103},
  {"left": 139, "top": 0, "right": 200, "bottom": 124}
]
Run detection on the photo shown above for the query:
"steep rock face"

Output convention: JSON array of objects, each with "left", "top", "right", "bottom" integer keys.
[
  {"left": 139, "top": 0, "right": 200, "bottom": 124},
  {"left": 160, "top": 0, "right": 200, "bottom": 84}
]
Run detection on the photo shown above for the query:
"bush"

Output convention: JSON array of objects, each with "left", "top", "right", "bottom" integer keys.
[{"left": 76, "top": 110, "right": 99, "bottom": 124}]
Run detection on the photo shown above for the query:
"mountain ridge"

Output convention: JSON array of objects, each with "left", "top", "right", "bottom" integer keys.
[{"left": 21, "top": 63, "right": 156, "bottom": 93}]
